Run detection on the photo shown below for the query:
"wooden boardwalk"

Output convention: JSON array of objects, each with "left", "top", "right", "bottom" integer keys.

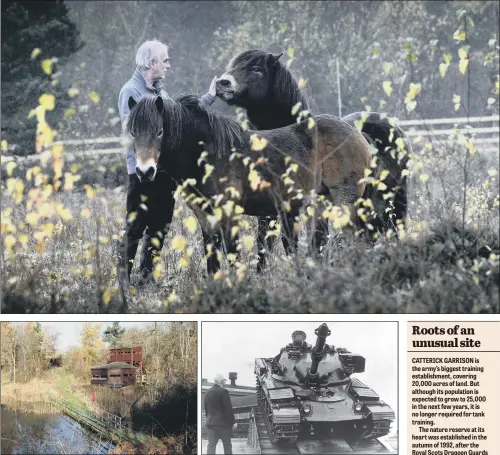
[{"left": 49, "top": 396, "right": 148, "bottom": 447}]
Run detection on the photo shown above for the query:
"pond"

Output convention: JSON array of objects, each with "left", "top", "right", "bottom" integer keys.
[{"left": 1, "top": 406, "right": 115, "bottom": 455}]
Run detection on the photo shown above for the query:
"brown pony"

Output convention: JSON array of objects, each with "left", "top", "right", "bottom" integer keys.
[{"left": 125, "top": 94, "right": 371, "bottom": 274}]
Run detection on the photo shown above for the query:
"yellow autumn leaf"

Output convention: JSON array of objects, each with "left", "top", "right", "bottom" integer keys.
[
  {"left": 248, "top": 169, "right": 261, "bottom": 191},
  {"left": 250, "top": 134, "right": 268, "bottom": 151},
  {"left": 31, "top": 48, "right": 41, "bottom": 59},
  {"left": 26, "top": 212, "right": 39, "bottom": 226},
  {"left": 171, "top": 235, "right": 187, "bottom": 251},
  {"left": 183, "top": 216, "right": 197, "bottom": 233},
  {"left": 68, "top": 87, "right": 79, "bottom": 97},
  {"left": 406, "top": 100, "right": 417, "bottom": 112},
  {"left": 420, "top": 173, "right": 429, "bottom": 183},
  {"left": 4, "top": 234, "right": 16, "bottom": 250},
  {"left": 152, "top": 263, "right": 164, "bottom": 280},
  {"left": 291, "top": 102, "right": 302, "bottom": 116},
  {"left": 213, "top": 270, "right": 224, "bottom": 281},
  {"left": 102, "top": 288, "right": 112, "bottom": 305},
  {"left": 487, "top": 97, "right": 496, "bottom": 105},
  {"left": 439, "top": 62, "right": 449, "bottom": 78},
  {"left": 298, "top": 78, "right": 307, "bottom": 89},
  {"left": 6, "top": 162, "right": 16, "bottom": 177},
  {"left": 379, "top": 169, "right": 390, "bottom": 181},
  {"left": 64, "top": 108, "right": 76, "bottom": 119},
  {"left": 382, "top": 81, "right": 393, "bottom": 97},
  {"left": 458, "top": 47, "right": 468, "bottom": 59},
  {"left": 178, "top": 256, "right": 189, "bottom": 268},
  {"left": 202, "top": 163, "right": 214, "bottom": 184},
  {"left": 84, "top": 184, "right": 95, "bottom": 200},
  {"left": 465, "top": 139, "right": 476, "bottom": 156},
  {"left": 1, "top": 140, "right": 8, "bottom": 151},
  {"left": 55, "top": 204, "right": 72, "bottom": 221},
  {"left": 39, "top": 94, "right": 55, "bottom": 111},
  {"left": 19, "top": 234, "right": 29, "bottom": 246},
  {"left": 377, "top": 182, "right": 388, "bottom": 191},
  {"left": 41, "top": 59, "right": 53, "bottom": 75},
  {"left": 89, "top": 91, "right": 100, "bottom": 103},
  {"left": 307, "top": 117, "right": 315, "bottom": 129},
  {"left": 453, "top": 30, "right": 466, "bottom": 41},
  {"left": 242, "top": 235, "right": 254, "bottom": 251},
  {"left": 81, "top": 208, "right": 91, "bottom": 218},
  {"left": 459, "top": 58, "right": 468, "bottom": 75}
]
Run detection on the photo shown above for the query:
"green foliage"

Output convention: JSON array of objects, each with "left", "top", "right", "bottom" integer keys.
[{"left": 102, "top": 322, "right": 126, "bottom": 348}]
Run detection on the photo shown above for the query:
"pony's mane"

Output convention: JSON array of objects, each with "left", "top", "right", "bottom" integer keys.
[
  {"left": 227, "top": 49, "right": 309, "bottom": 110},
  {"left": 177, "top": 95, "right": 248, "bottom": 159}
]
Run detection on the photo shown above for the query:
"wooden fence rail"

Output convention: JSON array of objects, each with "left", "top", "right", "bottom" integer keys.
[{"left": 1, "top": 115, "right": 498, "bottom": 164}]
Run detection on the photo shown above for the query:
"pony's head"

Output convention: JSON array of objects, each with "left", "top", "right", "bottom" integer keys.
[
  {"left": 216, "top": 50, "right": 284, "bottom": 108},
  {"left": 126, "top": 95, "right": 164, "bottom": 182}
]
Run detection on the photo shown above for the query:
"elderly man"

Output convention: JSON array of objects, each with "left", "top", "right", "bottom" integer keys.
[
  {"left": 117, "top": 39, "right": 217, "bottom": 287},
  {"left": 204, "top": 374, "right": 235, "bottom": 455}
]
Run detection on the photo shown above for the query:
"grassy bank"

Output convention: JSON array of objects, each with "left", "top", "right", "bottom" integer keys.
[{"left": 1, "top": 369, "right": 197, "bottom": 454}]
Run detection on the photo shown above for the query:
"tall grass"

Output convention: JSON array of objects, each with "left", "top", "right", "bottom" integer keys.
[{"left": 1, "top": 137, "right": 498, "bottom": 313}]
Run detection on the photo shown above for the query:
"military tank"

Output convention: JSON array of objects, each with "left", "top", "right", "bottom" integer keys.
[{"left": 254, "top": 323, "right": 395, "bottom": 444}]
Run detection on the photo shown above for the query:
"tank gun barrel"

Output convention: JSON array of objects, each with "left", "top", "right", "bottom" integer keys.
[{"left": 309, "top": 323, "right": 331, "bottom": 377}]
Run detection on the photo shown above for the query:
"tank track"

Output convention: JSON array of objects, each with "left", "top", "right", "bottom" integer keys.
[{"left": 256, "top": 375, "right": 300, "bottom": 444}]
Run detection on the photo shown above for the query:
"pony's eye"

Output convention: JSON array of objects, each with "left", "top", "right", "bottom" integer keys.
[
  {"left": 252, "top": 66, "right": 262, "bottom": 73},
  {"left": 157, "top": 130, "right": 163, "bottom": 137},
  {"left": 130, "top": 132, "right": 135, "bottom": 138}
]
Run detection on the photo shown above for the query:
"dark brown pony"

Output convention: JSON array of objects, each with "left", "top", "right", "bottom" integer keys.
[
  {"left": 217, "top": 50, "right": 411, "bottom": 264},
  {"left": 125, "top": 94, "right": 372, "bottom": 274}
]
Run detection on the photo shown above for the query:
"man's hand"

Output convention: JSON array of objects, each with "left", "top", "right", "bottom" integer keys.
[{"left": 208, "top": 76, "right": 218, "bottom": 97}]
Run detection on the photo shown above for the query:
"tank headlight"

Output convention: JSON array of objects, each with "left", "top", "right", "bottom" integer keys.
[
  {"left": 303, "top": 405, "right": 312, "bottom": 414},
  {"left": 354, "top": 402, "right": 363, "bottom": 412}
]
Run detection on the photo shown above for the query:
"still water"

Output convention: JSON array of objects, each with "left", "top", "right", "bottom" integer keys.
[{"left": 1, "top": 407, "right": 115, "bottom": 454}]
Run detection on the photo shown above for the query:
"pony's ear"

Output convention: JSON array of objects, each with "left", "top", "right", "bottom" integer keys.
[
  {"left": 128, "top": 96, "right": 137, "bottom": 110},
  {"left": 270, "top": 52, "right": 283, "bottom": 64},
  {"left": 155, "top": 96, "right": 164, "bottom": 114}
]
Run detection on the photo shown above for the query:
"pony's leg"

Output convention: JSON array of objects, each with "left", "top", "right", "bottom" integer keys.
[
  {"left": 327, "top": 184, "right": 363, "bottom": 243},
  {"left": 306, "top": 199, "right": 330, "bottom": 259},
  {"left": 256, "top": 217, "right": 275, "bottom": 273},
  {"left": 202, "top": 229, "right": 221, "bottom": 275},
  {"left": 138, "top": 174, "right": 175, "bottom": 285},
  {"left": 279, "top": 210, "right": 298, "bottom": 256}
]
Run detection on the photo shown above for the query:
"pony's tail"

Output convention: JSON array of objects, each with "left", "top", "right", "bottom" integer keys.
[{"left": 342, "top": 111, "right": 411, "bottom": 236}]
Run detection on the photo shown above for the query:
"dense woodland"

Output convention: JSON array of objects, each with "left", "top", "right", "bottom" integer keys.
[{"left": 1, "top": 0, "right": 499, "bottom": 154}]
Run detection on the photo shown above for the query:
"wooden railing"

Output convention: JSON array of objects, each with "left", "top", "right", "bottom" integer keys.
[
  {"left": 397, "top": 115, "right": 499, "bottom": 153},
  {"left": 1, "top": 115, "right": 498, "bottom": 164}
]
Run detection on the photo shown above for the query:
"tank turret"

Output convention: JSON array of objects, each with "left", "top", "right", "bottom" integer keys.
[{"left": 254, "top": 323, "right": 395, "bottom": 444}]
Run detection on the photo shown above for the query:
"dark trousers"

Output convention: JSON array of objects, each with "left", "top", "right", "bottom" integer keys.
[
  {"left": 117, "top": 171, "right": 175, "bottom": 281},
  {"left": 206, "top": 425, "right": 232, "bottom": 455}
]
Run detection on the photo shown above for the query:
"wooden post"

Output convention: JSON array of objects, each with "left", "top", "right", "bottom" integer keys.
[{"left": 336, "top": 57, "right": 342, "bottom": 118}]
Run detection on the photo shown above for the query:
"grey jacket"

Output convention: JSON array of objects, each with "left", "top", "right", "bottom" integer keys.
[{"left": 118, "top": 68, "right": 215, "bottom": 174}]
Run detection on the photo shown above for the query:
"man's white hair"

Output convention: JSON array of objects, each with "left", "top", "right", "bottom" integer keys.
[
  {"left": 214, "top": 374, "right": 226, "bottom": 385},
  {"left": 135, "top": 39, "right": 169, "bottom": 71}
]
